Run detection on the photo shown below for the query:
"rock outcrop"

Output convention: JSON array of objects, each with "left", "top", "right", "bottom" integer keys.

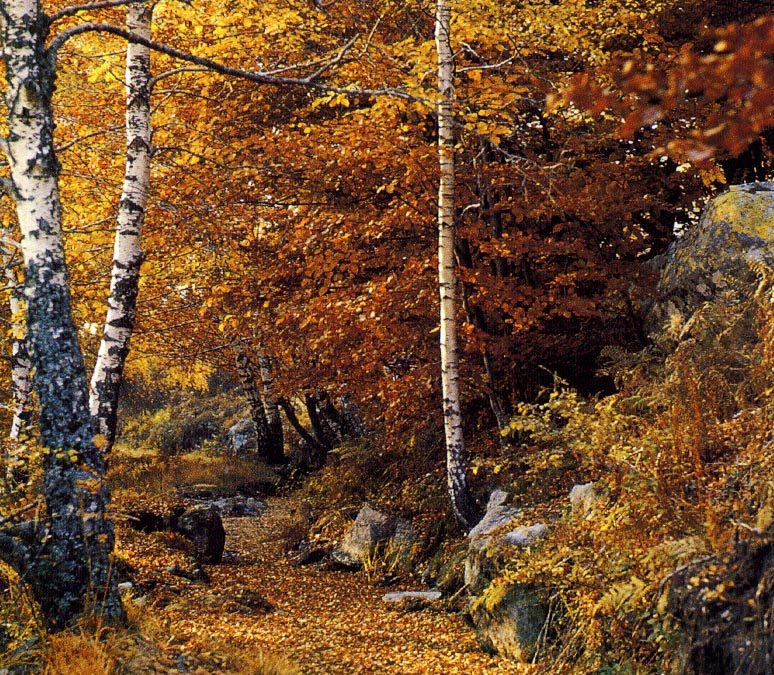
[
  {"left": 465, "top": 489, "right": 549, "bottom": 662},
  {"left": 647, "top": 182, "right": 774, "bottom": 336},
  {"left": 227, "top": 417, "right": 256, "bottom": 455},
  {"left": 175, "top": 504, "right": 226, "bottom": 564}
]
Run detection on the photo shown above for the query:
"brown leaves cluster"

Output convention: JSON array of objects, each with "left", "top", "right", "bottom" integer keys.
[{"left": 561, "top": 15, "right": 774, "bottom": 162}]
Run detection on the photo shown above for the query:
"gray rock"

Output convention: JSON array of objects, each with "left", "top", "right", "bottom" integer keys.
[
  {"left": 117, "top": 581, "right": 133, "bottom": 594},
  {"left": 471, "top": 586, "right": 547, "bottom": 662},
  {"left": 213, "top": 496, "right": 265, "bottom": 517},
  {"left": 503, "top": 523, "right": 548, "bottom": 547},
  {"left": 647, "top": 182, "right": 774, "bottom": 337},
  {"left": 175, "top": 504, "right": 226, "bottom": 564},
  {"left": 569, "top": 482, "right": 597, "bottom": 516},
  {"left": 227, "top": 417, "right": 256, "bottom": 455},
  {"left": 468, "top": 489, "right": 521, "bottom": 551},
  {"left": 382, "top": 590, "right": 442, "bottom": 603},
  {"left": 392, "top": 518, "right": 416, "bottom": 563},
  {"left": 465, "top": 489, "right": 549, "bottom": 662},
  {"left": 332, "top": 505, "right": 395, "bottom": 568}
]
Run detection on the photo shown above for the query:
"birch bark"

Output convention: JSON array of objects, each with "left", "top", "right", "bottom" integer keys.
[
  {"left": 435, "top": 0, "right": 476, "bottom": 529},
  {"left": 0, "top": 0, "right": 122, "bottom": 627},
  {"left": 257, "top": 351, "right": 284, "bottom": 459},
  {"left": 234, "top": 343, "right": 285, "bottom": 464},
  {"left": 4, "top": 262, "right": 32, "bottom": 442},
  {"left": 89, "top": 1, "right": 153, "bottom": 451}
]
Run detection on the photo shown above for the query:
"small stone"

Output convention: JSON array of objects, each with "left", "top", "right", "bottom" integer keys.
[
  {"left": 117, "top": 581, "right": 133, "bottom": 594},
  {"left": 569, "top": 482, "right": 598, "bottom": 516},
  {"left": 382, "top": 590, "right": 442, "bottom": 603},
  {"left": 503, "top": 523, "right": 548, "bottom": 547}
]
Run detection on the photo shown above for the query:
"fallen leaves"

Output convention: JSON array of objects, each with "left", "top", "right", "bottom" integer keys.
[{"left": 116, "top": 496, "right": 532, "bottom": 673}]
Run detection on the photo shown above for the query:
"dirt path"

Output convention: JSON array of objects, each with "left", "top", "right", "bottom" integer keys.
[{"left": 130, "top": 496, "right": 530, "bottom": 674}]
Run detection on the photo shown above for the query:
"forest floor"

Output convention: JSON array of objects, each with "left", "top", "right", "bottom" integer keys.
[{"left": 117, "top": 494, "right": 531, "bottom": 674}]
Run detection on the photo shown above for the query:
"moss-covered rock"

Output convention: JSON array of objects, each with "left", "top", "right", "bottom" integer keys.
[{"left": 648, "top": 182, "right": 774, "bottom": 336}]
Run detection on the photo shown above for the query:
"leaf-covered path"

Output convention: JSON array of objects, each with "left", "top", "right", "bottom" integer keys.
[{"left": 130, "top": 496, "right": 531, "bottom": 674}]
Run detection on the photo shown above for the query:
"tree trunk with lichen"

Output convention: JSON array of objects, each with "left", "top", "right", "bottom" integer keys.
[
  {"left": 3, "top": 260, "right": 34, "bottom": 483},
  {"left": 0, "top": 0, "right": 122, "bottom": 629},
  {"left": 257, "top": 350, "right": 284, "bottom": 461}
]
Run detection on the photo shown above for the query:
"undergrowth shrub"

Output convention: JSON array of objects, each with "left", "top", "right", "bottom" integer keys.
[{"left": 483, "top": 267, "right": 773, "bottom": 672}]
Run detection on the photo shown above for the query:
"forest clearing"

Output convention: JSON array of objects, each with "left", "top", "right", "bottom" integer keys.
[{"left": 0, "top": 0, "right": 772, "bottom": 673}]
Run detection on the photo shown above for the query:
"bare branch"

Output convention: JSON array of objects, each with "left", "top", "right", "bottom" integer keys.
[
  {"left": 0, "top": 499, "right": 42, "bottom": 527},
  {"left": 49, "top": 0, "right": 146, "bottom": 23},
  {"left": 47, "top": 23, "right": 426, "bottom": 103},
  {"left": 458, "top": 56, "right": 516, "bottom": 73}
]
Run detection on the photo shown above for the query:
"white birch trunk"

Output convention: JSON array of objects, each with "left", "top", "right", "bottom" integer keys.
[
  {"left": 258, "top": 350, "right": 284, "bottom": 455},
  {"left": 3, "top": 256, "right": 33, "bottom": 484},
  {"left": 257, "top": 352, "right": 281, "bottom": 430},
  {"left": 89, "top": 1, "right": 153, "bottom": 451},
  {"left": 435, "top": 0, "right": 476, "bottom": 529},
  {"left": 0, "top": 0, "right": 122, "bottom": 627}
]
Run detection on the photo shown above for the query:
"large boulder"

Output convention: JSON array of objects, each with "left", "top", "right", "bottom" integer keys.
[
  {"left": 647, "top": 182, "right": 774, "bottom": 336},
  {"left": 465, "top": 489, "right": 549, "bottom": 662},
  {"left": 331, "top": 505, "right": 415, "bottom": 569},
  {"left": 470, "top": 585, "right": 548, "bottom": 661},
  {"left": 175, "top": 504, "right": 226, "bottom": 564}
]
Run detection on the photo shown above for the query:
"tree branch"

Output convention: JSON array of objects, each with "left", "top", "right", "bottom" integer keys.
[
  {"left": 49, "top": 0, "right": 146, "bottom": 23},
  {"left": 149, "top": 66, "right": 209, "bottom": 90},
  {"left": 277, "top": 396, "right": 329, "bottom": 455},
  {"left": 47, "top": 23, "right": 423, "bottom": 102}
]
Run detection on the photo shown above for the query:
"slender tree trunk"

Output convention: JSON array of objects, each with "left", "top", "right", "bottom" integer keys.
[
  {"left": 257, "top": 351, "right": 284, "bottom": 460},
  {"left": 305, "top": 391, "right": 336, "bottom": 449},
  {"left": 435, "top": 0, "right": 477, "bottom": 530},
  {"left": 277, "top": 396, "right": 329, "bottom": 467},
  {"left": 234, "top": 343, "right": 284, "bottom": 464},
  {"left": 89, "top": 1, "right": 153, "bottom": 452},
  {"left": 0, "top": 0, "right": 122, "bottom": 628}
]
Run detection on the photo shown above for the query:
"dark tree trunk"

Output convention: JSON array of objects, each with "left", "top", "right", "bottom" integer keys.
[
  {"left": 277, "top": 396, "right": 329, "bottom": 468},
  {"left": 233, "top": 344, "right": 284, "bottom": 464}
]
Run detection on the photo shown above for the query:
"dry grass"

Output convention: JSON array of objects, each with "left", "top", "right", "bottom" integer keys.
[
  {"left": 216, "top": 644, "right": 304, "bottom": 674},
  {"left": 42, "top": 630, "right": 118, "bottom": 675}
]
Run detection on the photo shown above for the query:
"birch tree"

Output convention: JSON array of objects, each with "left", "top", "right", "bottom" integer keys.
[
  {"left": 0, "top": 0, "right": 122, "bottom": 627},
  {"left": 89, "top": 0, "right": 153, "bottom": 453},
  {"left": 3, "top": 256, "right": 32, "bottom": 443},
  {"left": 257, "top": 350, "right": 284, "bottom": 459},
  {"left": 233, "top": 341, "right": 285, "bottom": 464},
  {"left": 2, "top": 248, "right": 33, "bottom": 483},
  {"left": 435, "top": 0, "right": 477, "bottom": 529}
]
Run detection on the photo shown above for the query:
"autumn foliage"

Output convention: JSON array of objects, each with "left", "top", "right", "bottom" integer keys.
[{"left": 0, "top": 0, "right": 772, "bottom": 670}]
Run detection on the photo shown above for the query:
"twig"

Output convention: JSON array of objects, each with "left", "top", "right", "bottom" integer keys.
[
  {"left": 0, "top": 499, "right": 42, "bottom": 526},
  {"left": 49, "top": 0, "right": 146, "bottom": 23}
]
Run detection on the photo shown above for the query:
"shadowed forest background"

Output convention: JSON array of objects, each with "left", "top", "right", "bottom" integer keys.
[{"left": 0, "top": 0, "right": 771, "bottom": 672}]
